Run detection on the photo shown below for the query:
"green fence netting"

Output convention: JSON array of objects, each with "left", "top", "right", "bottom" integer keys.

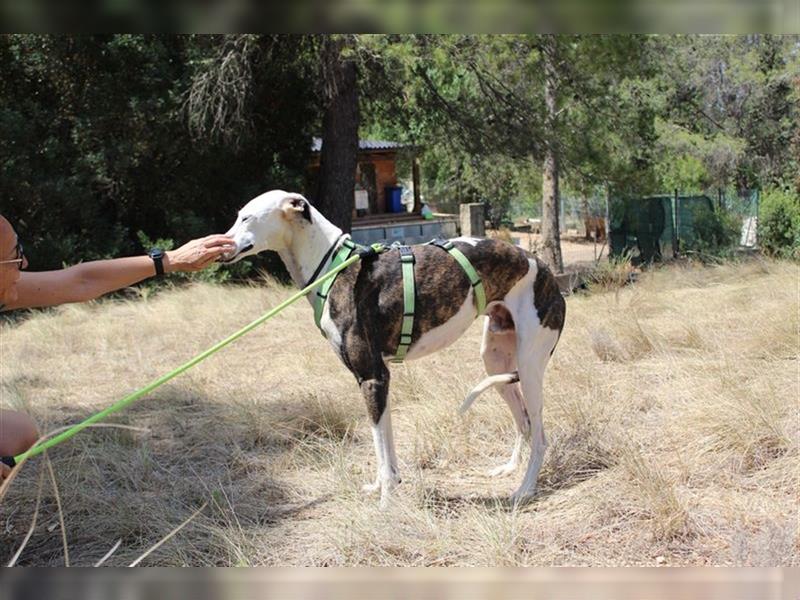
[{"left": 610, "top": 191, "right": 759, "bottom": 262}]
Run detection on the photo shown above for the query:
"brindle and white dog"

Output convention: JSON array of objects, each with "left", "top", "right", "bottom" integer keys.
[{"left": 222, "top": 190, "right": 565, "bottom": 505}]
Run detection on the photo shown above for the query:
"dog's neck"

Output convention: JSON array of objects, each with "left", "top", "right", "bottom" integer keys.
[{"left": 278, "top": 206, "right": 344, "bottom": 297}]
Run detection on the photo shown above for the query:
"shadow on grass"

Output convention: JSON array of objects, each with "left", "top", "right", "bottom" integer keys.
[
  {"left": 0, "top": 384, "right": 334, "bottom": 566},
  {"left": 418, "top": 446, "right": 613, "bottom": 516}
]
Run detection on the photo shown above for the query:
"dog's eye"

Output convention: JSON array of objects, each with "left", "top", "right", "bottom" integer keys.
[{"left": 241, "top": 215, "right": 253, "bottom": 223}]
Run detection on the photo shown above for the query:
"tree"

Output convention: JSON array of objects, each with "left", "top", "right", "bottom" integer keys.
[
  {"left": 188, "top": 34, "right": 363, "bottom": 233},
  {"left": 361, "top": 35, "right": 658, "bottom": 273},
  {"left": 654, "top": 35, "right": 800, "bottom": 192},
  {"left": 1, "top": 35, "right": 317, "bottom": 273},
  {"left": 540, "top": 35, "right": 563, "bottom": 271},
  {"left": 315, "top": 35, "right": 359, "bottom": 232}
]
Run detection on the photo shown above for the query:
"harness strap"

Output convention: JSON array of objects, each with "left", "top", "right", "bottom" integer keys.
[
  {"left": 313, "top": 238, "right": 358, "bottom": 332},
  {"left": 429, "top": 239, "right": 487, "bottom": 315},
  {"left": 391, "top": 246, "right": 416, "bottom": 363},
  {"left": 305, "top": 235, "right": 345, "bottom": 288}
]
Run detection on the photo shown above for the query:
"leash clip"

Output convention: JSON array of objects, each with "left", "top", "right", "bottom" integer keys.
[{"left": 357, "top": 243, "right": 386, "bottom": 259}]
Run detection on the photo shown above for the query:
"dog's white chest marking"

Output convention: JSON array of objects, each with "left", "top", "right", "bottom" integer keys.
[
  {"left": 320, "top": 301, "right": 344, "bottom": 355},
  {"left": 401, "top": 290, "right": 477, "bottom": 361}
]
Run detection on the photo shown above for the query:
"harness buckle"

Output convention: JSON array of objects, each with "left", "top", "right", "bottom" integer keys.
[
  {"left": 398, "top": 245, "right": 414, "bottom": 263},
  {"left": 356, "top": 243, "right": 386, "bottom": 259}
]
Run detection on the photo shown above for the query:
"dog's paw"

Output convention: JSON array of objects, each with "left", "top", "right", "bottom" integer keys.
[
  {"left": 509, "top": 488, "right": 537, "bottom": 506},
  {"left": 361, "top": 481, "right": 380, "bottom": 494},
  {"left": 488, "top": 462, "right": 519, "bottom": 478},
  {"left": 379, "top": 491, "right": 396, "bottom": 510}
]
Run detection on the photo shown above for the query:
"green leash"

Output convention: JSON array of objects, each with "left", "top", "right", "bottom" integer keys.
[{"left": 1, "top": 252, "right": 364, "bottom": 469}]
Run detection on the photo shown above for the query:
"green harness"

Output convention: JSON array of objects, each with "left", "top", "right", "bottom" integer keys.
[
  {"left": 312, "top": 237, "right": 486, "bottom": 364},
  {"left": 313, "top": 238, "right": 361, "bottom": 331}
]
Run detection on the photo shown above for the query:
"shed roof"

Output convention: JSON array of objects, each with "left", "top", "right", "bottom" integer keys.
[{"left": 310, "top": 137, "right": 406, "bottom": 152}]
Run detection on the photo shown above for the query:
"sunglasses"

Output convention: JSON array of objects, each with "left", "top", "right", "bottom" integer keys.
[{"left": 0, "top": 240, "right": 25, "bottom": 268}]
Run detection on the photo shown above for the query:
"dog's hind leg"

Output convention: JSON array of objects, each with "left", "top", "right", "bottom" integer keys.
[
  {"left": 509, "top": 259, "right": 565, "bottom": 503},
  {"left": 510, "top": 317, "right": 560, "bottom": 503},
  {"left": 358, "top": 362, "right": 400, "bottom": 507},
  {"left": 479, "top": 307, "right": 530, "bottom": 478}
]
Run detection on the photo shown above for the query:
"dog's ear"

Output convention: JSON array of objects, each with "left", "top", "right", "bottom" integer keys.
[{"left": 282, "top": 193, "right": 312, "bottom": 224}]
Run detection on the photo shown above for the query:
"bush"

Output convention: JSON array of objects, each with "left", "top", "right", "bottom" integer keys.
[
  {"left": 588, "top": 252, "right": 635, "bottom": 292},
  {"left": 759, "top": 189, "right": 800, "bottom": 259},
  {"left": 683, "top": 204, "right": 741, "bottom": 260}
]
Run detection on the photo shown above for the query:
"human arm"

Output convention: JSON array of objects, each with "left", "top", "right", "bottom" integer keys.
[{"left": 4, "top": 234, "right": 233, "bottom": 310}]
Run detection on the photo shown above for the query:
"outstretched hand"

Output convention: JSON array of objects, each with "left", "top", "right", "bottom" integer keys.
[{"left": 165, "top": 235, "right": 235, "bottom": 273}]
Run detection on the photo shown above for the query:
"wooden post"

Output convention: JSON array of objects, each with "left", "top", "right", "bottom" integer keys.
[
  {"left": 673, "top": 189, "right": 679, "bottom": 258},
  {"left": 460, "top": 203, "right": 485, "bottom": 237},
  {"left": 605, "top": 185, "right": 611, "bottom": 251},
  {"left": 412, "top": 156, "right": 421, "bottom": 214}
]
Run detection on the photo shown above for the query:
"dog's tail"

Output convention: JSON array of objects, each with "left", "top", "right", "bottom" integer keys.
[{"left": 459, "top": 371, "right": 519, "bottom": 414}]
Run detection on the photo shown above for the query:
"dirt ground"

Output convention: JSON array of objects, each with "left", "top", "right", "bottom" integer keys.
[{"left": 487, "top": 230, "right": 608, "bottom": 269}]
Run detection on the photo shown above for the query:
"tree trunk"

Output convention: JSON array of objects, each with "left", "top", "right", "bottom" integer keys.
[
  {"left": 316, "top": 35, "right": 359, "bottom": 233},
  {"left": 540, "top": 35, "right": 564, "bottom": 273}
]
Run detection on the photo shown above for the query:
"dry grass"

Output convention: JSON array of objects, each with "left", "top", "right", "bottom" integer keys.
[{"left": 0, "top": 259, "right": 797, "bottom": 566}]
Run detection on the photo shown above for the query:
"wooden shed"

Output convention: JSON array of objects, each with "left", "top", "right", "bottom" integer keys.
[
  {"left": 306, "top": 137, "right": 457, "bottom": 245},
  {"left": 306, "top": 138, "right": 421, "bottom": 218}
]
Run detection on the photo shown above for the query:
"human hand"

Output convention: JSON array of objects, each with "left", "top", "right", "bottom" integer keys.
[
  {"left": 164, "top": 235, "right": 235, "bottom": 273},
  {"left": 0, "top": 461, "right": 10, "bottom": 483}
]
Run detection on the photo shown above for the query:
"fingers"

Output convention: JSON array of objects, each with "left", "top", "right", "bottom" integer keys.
[
  {"left": 184, "top": 245, "right": 230, "bottom": 271},
  {"left": 200, "top": 235, "right": 235, "bottom": 249},
  {"left": 196, "top": 252, "right": 223, "bottom": 270},
  {"left": 203, "top": 245, "right": 232, "bottom": 257},
  {"left": 166, "top": 235, "right": 236, "bottom": 273},
  {"left": 197, "top": 246, "right": 231, "bottom": 267},
  {"left": 0, "top": 462, "right": 10, "bottom": 482}
]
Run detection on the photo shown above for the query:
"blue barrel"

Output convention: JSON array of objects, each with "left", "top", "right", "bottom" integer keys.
[{"left": 385, "top": 186, "right": 403, "bottom": 213}]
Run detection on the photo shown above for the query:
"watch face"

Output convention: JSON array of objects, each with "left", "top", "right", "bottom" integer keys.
[{"left": 150, "top": 248, "right": 164, "bottom": 259}]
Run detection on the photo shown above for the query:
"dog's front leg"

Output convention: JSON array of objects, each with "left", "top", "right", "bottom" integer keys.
[{"left": 359, "top": 365, "right": 400, "bottom": 507}]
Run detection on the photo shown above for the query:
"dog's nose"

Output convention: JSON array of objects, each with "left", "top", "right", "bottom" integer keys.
[{"left": 220, "top": 248, "right": 237, "bottom": 262}]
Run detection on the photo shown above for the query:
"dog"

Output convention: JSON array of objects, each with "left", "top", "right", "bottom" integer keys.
[{"left": 221, "top": 190, "right": 565, "bottom": 505}]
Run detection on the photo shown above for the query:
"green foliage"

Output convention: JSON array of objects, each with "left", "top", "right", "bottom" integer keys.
[
  {"left": 681, "top": 204, "right": 742, "bottom": 260},
  {"left": 360, "top": 35, "right": 660, "bottom": 224},
  {"left": 414, "top": 150, "right": 539, "bottom": 226},
  {"left": 654, "top": 119, "right": 746, "bottom": 191},
  {"left": 758, "top": 188, "right": 800, "bottom": 258},
  {"left": 2, "top": 34, "right": 799, "bottom": 283},
  {"left": 381, "top": 35, "right": 794, "bottom": 210},
  {"left": 1, "top": 34, "right": 317, "bottom": 277},
  {"left": 654, "top": 35, "right": 798, "bottom": 192}
]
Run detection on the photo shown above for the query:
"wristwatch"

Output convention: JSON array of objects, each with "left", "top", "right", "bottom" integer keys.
[{"left": 148, "top": 248, "right": 165, "bottom": 277}]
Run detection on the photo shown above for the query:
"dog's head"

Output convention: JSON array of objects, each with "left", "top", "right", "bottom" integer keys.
[{"left": 220, "top": 190, "right": 312, "bottom": 264}]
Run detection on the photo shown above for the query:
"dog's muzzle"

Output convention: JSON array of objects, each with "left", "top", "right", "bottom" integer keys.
[{"left": 219, "top": 243, "right": 253, "bottom": 264}]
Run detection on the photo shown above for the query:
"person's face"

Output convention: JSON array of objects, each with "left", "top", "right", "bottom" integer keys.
[{"left": 0, "top": 218, "right": 27, "bottom": 306}]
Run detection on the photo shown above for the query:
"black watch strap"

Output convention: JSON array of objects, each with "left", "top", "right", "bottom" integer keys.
[{"left": 149, "top": 248, "right": 165, "bottom": 277}]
